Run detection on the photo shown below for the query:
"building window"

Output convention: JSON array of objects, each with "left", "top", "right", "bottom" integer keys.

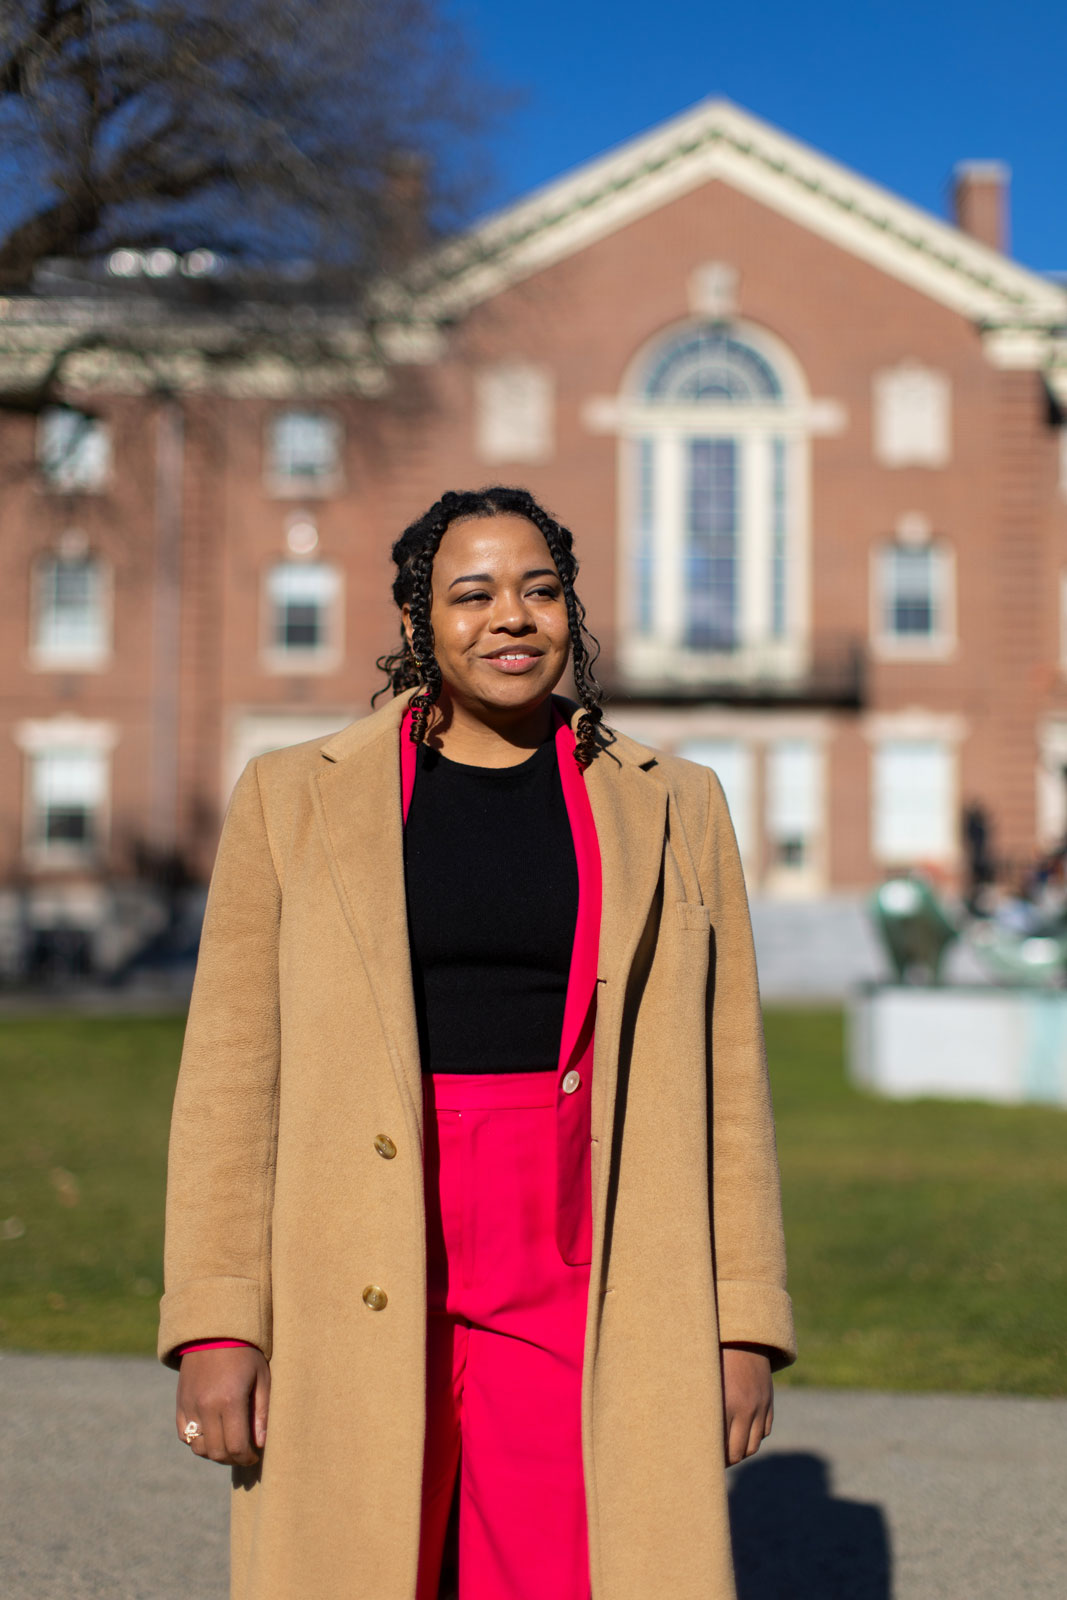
[
  {"left": 1036, "top": 716, "right": 1067, "bottom": 848},
  {"left": 621, "top": 320, "right": 810, "bottom": 687},
  {"left": 32, "top": 553, "right": 109, "bottom": 667},
  {"left": 770, "top": 437, "right": 787, "bottom": 640},
  {"left": 884, "top": 545, "right": 934, "bottom": 636},
  {"left": 267, "top": 410, "right": 343, "bottom": 494},
  {"left": 766, "top": 739, "right": 822, "bottom": 869},
  {"left": 634, "top": 438, "right": 655, "bottom": 636},
  {"left": 872, "top": 363, "right": 951, "bottom": 468},
  {"left": 676, "top": 737, "right": 754, "bottom": 864},
  {"left": 37, "top": 407, "right": 111, "bottom": 492},
  {"left": 685, "top": 438, "right": 739, "bottom": 650},
  {"left": 643, "top": 329, "right": 782, "bottom": 402},
  {"left": 872, "top": 539, "right": 953, "bottom": 655},
  {"left": 265, "top": 561, "right": 341, "bottom": 669},
  {"left": 475, "top": 362, "right": 554, "bottom": 463},
  {"left": 31, "top": 748, "right": 107, "bottom": 853},
  {"left": 872, "top": 739, "right": 954, "bottom": 862}
]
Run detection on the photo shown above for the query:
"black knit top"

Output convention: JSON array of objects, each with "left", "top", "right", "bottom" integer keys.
[{"left": 403, "top": 737, "right": 579, "bottom": 1074}]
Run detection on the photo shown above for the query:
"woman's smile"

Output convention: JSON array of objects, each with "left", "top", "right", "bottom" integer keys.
[{"left": 481, "top": 646, "right": 545, "bottom": 674}]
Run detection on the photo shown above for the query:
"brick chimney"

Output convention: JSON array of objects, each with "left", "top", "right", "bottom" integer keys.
[
  {"left": 951, "top": 161, "right": 1010, "bottom": 255},
  {"left": 382, "top": 151, "right": 428, "bottom": 268}
]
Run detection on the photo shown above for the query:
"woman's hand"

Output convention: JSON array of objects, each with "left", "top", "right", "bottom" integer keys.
[
  {"left": 721, "top": 1344, "right": 773, "bottom": 1467},
  {"left": 177, "top": 1346, "right": 271, "bottom": 1467}
]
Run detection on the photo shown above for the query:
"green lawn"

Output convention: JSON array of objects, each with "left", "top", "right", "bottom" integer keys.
[
  {"left": 765, "top": 1008, "right": 1066, "bottom": 1395},
  {"left": 1, "top": 1008, "right": 1064, "bottom": 1393},
  {"left": 0, "top": 1015, "right": 181, "bottom": 1354}
]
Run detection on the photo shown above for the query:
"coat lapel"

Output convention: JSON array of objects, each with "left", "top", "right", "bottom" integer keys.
[
  {"left": 308, "top": 694, "right": 666, "bottom": 1166},
  {"left": 581, "top": 722, "right": 667, "bottom": 1151},
  {"left": 310, "top": 692, "right": 424, "bottom": 1134}
]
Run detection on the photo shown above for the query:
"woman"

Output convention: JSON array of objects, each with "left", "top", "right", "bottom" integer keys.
[{"left": 160, "top": 486, "right": 795, "bottom": 1600}]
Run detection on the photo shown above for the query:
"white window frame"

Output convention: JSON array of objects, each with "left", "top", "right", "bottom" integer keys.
[
  {"left": 675, "top": 736, "right": 756, "bottom": 865},
  {"left": 261, "top": 560, "right": 344, "bottom": 675},
  {"left": 14, "top": 717, "right": 118, "bottom": 868},
  {"left": 869, "top": 538, "right": 956, "bottom": 660},
  {"left": 1036, "top": 716, "right": 1067, "bottom": 848},
  {"left": 607, "top": 705, "right": 833, "bottom": 894},
  {"left": 264, "top": 409, "right": 344, "bottom": 497},
  {"left": 867, "top": 726, "right": 960, "bottom": 866},
  {"left": 764, "top": 736, "right": 826, "bottom": 897},
  {"left": 616, "top": 319, "right": 813, "bottom": 689},
  {"left": 36, "top": 407, "right": 112, "bottom": 493},
  {"left": 29, "top": 551, "right": 113, "bottom": 670}
]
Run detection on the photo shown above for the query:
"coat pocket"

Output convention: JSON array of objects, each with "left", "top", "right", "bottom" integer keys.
[{"left": 675, "top": 900, "right": 711, "bottom": 934}]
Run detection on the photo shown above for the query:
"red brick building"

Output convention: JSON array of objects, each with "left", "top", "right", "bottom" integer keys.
[{"left": 3, "top": 99, "right": 1067, "bottom": 969}]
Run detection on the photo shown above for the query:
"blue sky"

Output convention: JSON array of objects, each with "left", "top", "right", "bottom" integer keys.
[{"left": 451, "top": 0, "right": 1067, "bottom": 273}]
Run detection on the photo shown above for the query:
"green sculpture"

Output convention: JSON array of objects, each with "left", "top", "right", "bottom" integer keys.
[
  {"left": 966, "top": 920, "right": 1067, "bottom": 989},
  {"left": 871, "top": 873, "right": 1067, "bottom": 989},
  {"left": 869, "top": 876, "right": 958, "bottom": 984}
]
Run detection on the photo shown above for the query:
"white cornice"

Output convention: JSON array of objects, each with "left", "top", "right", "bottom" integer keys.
[
  {"left": 412, "top": 98, "right": 1067, "bottom": 332},
  {"left": 0, "top": 296, "right": 443, "bottom": 396},
  {"left": 981, "top": 329, "right": 1054, "bottom": 369},
  {"left": 1, "top": 100, "right": 1063, "bottom": 399}
]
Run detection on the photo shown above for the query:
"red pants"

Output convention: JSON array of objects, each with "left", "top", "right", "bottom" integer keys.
[{"left": 417, "top": 1071, "right": 591, "bottom": 1600}]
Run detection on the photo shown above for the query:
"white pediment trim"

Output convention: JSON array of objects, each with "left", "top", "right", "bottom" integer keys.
[{"left": 413, "top": 98, "right": 1067, "bottom": 333}]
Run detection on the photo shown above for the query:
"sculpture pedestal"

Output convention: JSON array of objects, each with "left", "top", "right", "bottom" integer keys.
[{"left": 848, "top": 985, "right": 1067, "bottom": 1105}]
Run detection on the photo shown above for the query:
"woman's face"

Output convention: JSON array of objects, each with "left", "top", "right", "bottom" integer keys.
[{"left": 405, "top": 513, "right": 572, "bottom": 721}]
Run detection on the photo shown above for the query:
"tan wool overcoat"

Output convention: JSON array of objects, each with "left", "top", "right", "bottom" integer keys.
[{"left": 159, "top": 689, "right": 796, "bottom": 1600}]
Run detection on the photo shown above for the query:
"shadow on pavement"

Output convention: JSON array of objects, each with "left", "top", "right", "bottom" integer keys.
[{"left": 730, "top": 1452, "right": 892, "bottom": 1599}]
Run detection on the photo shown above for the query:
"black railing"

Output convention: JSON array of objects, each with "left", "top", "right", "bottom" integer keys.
[{"left": 604, "top": 637, "right": 866, "bottom": 710}]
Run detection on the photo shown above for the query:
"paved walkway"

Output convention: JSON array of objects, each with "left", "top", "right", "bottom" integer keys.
[{"left": 0, "top": 1352, "right": 1063, "bottom": 1598}]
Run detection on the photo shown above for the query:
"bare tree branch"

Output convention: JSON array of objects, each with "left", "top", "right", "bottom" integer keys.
[{"left": 0, "top": 0, "right": 499, "bottom": 291}]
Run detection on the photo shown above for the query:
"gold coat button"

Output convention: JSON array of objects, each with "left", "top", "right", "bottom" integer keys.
[
  {"left": 362, "top": 1284, "right": 388, "bottom": 1311},
  {"left": 561, "top": 1069, "right": 582, "bottom": 1094},
  {"left": 374, "top": 1134, "right": 397, "bottom": 1160}
]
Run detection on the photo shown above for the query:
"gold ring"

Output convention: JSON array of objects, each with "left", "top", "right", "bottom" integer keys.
[{"left": 183, "top": 1419, "right": 203, "bottom": 1444}]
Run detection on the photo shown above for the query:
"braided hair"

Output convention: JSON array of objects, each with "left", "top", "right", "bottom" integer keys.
[{"left": 375, "top": 487, "right": 604, "bottom": 766}]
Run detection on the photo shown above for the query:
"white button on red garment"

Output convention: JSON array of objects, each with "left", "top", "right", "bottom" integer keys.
[{"left": 561, "top": 1070, "right": 581, "bottom": 1094}]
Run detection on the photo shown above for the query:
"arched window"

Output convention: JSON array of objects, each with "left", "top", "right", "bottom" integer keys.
[
  {"left": 620, "top": 321, "right": 809, "bottom": 685},
  {"left": 643, "top": 329, "right": 783, "bottom": 404}
]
